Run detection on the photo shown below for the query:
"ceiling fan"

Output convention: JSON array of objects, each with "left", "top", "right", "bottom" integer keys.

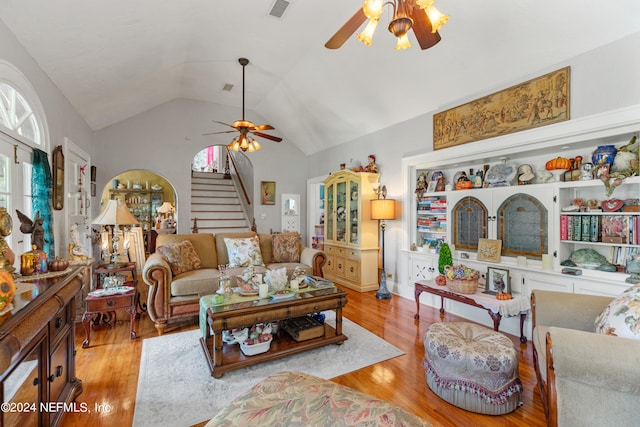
[
  {"left": 325, "top": 0, "right": 448, "bottom": 50},
  {"left": 203, "top": 57, "right": 281, "bottom": 152}
]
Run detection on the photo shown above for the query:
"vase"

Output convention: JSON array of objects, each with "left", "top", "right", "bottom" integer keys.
[{"left": 592, "top": 145, "right": 617, "bottom": 166}]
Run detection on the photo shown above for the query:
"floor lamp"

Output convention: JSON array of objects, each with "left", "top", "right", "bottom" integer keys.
[
  {"left": 93, "top": 199, "right": 139, "bottom": 267},
  {"left": 371, "top": 191, "right": 396, "bottom": 300}
]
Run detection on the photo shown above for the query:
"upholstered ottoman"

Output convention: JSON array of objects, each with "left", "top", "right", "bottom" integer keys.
[{"left": 423, "top": 322, "right": 522, "bottom": 415}]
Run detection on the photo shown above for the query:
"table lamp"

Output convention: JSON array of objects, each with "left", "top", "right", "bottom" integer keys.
[
  {"left": 371, "top": 187, "right": 396, "bottom": 300},
  {"left": 93, "top": 200, "right": 139, "bottom": 266},
  {"left": 157, "top": 201, "right": 175, "bottom": 228}
]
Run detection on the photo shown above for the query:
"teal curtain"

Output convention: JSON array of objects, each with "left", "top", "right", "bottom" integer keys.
[{"left": 32, "top": 149, "right": 54, "bottom": 257}]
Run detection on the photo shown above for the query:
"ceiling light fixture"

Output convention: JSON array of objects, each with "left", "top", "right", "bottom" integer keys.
[
  {"left": 202, "top": 58, "right": 282, "bottom": 153},
  {"left": 326, "top": 0, "right": 449, "bottom": 50}
]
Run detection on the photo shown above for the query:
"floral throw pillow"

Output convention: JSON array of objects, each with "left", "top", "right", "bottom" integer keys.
[
  {"left": 224, "top": 236, "right": 265, "bottom": 267},
  {"left": 594, "top": 286, "right": 640, "bottom": 339},
  {"left": 157, "top": 240, "right": 202, "bottom": 276},
  {"left": 272, "top": 233, "right": 300, "bottom": 263}
]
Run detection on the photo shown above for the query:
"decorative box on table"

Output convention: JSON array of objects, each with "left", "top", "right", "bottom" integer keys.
[{"left": 283, "top": 316, "right": 325, "bottom": 342}]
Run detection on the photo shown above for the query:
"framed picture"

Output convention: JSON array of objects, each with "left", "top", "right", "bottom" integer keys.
[
  {"left": 433, "top": 67, "right": 570, "bottom": 150},
  {"left": 52, "top": 145, "right": 64, "bottom": 210},
  {"left": 426, "top": 181, "right": 437, "bottom": 193},
  {"left": 261, "top": 181, "right": 276, "bottom": 205},
  {"left": 477, "top": 238, "right": 502, "bottom": 262},
  {"left": 486, "top": 266, "right": 511, "bottom": 295}
]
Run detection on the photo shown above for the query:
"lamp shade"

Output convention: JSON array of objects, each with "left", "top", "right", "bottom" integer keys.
[
  {"left": 371, "top": 199, "right": 396, "bottom": 220},
  {"left": 93, "top": 199, "right": 139, "bottom": 226},
  {"left": 157, "top": 201, "right": 175, "bottom": 214}
]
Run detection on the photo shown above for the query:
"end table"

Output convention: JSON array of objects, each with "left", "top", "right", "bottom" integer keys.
[{"left": 82, "top": 288, "right": 137, "bottom": 348}]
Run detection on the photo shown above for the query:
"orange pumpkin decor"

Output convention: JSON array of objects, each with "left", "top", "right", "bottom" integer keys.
[
  {"left": 496, "top": 292, "right": 512, "bottom": 300},
  {"left": 0, "top": 270, "right": 16, "bottom": 311},
  {"left": 545, "top": 157, "right": 571, "bottom": 170},
  {"left": 435, "top": 275, "right": 447, "bottom": 286}
]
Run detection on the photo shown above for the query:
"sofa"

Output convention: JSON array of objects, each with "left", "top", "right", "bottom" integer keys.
[
  {"left": 204, "top": 371, "right": 431, "bottom": 426},
  {"left": 531, "top": 289, "right": 640, "bottom": 427},
  {"left": 143, "top": 231, "right": 326, "bottom": 335}
]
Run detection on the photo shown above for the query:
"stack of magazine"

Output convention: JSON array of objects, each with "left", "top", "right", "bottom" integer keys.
[{"left": 304, "top": 275, "right": 334, "bottom": 288}]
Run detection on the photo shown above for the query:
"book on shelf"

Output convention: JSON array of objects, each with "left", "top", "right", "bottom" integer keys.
[
  {"left": 573, "top": 216, "right": 582, "bottom": 241},
  {"left": 560, "top": 215, "right": 568, "bottom": 240}
]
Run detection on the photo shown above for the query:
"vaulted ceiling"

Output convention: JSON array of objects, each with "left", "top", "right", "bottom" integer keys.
[{"left": 1, "top": 0, "right": 639, "bottom": 155}]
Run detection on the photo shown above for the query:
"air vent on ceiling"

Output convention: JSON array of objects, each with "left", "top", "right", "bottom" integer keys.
[
  {"left": 222, "top": 83, "right": 233, "bottom": 92},
  {"left": 269, "top": 0, "right": 290, "bottom": 19}
]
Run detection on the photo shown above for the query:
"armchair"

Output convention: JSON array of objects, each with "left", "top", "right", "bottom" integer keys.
[{"left": 531, "top": 289, "right": 640, "bottom": 426}]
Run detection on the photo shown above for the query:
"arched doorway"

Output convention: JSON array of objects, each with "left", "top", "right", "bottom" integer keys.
[{"left": 96, "top": 170, "right": 176, "bottom": 260}]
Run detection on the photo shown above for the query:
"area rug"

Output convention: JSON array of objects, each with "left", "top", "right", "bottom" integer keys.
[{"left": 132, "top": 312, "right": 404, "bottom": 427}]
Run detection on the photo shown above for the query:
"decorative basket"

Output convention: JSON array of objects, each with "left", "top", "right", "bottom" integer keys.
[{"left": 446, "top": 278, "right": 479, "bottom": 294}]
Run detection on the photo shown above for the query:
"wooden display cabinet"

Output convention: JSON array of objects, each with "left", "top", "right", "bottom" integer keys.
[{"left": 323, "top": 170, "right": 380, "bottom": 292}]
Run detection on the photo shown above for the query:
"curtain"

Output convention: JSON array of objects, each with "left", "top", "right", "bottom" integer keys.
[{"left": 32, "top": 149, "right": 54, "bottom": 257}]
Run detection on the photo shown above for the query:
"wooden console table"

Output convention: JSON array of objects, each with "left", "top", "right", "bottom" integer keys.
[
  {"left": 200, "top": 287, "right": 348, "bottom": 378},
  {"left": 414, "top": 279, "right": 530, "bottom": 343},
  {"left": 0, "top": 267, "right": 85, "bottom": 426}
]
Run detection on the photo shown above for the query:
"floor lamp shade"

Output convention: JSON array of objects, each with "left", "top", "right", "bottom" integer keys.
[
  {"left": 371, "top": 199, "right": 396, "bottom": 220},
  {"left": 370, "top": 198, "right": 395, "bottom": 300}
]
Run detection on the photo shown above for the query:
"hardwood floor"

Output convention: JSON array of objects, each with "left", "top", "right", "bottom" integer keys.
[{"left": 63, "top": 285, "right": 546, "bottom": 427}]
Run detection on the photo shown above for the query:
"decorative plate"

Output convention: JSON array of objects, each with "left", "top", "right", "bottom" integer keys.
[
  {"left": 271, "top": 290, "right": 296, "bottom": 300},
  {"left": 602, "top": 198, "right": 624, "bottom": 212},
  {"left": 431, "top": 171, "right": 444, "bottom": 181}
]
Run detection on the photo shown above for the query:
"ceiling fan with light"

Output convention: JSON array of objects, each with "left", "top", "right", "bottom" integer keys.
[
  {"left": 203, "top": 57, "right": 281, "bottom": 153},
  {"left": 325, "top": 0, "right": 449, "bottom": 51}
]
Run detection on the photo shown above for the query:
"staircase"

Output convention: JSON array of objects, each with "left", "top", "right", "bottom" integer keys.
[{"left": 190, "top": 171, "right": 251, "bottom": 233}]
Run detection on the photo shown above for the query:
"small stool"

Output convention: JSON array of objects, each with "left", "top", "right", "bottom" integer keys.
[{"left": 423, "top": 322, "right": 522, "bottom": 415}]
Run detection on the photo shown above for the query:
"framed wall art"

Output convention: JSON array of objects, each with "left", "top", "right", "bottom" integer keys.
[
  {"left": 52, "top": 145, "right": 64, "bottom": 210},
  {"left": 486, "top": 266, "right": 510, "bottom": 295},
  {"left": 260, "top": 181, "right": 276, "bottom": 205},
  {"left": 477, "top": 238, "right": 502, "bottom": 262},
  {"left": 433, "top": 67, "right": 570, "bottom": 150}
]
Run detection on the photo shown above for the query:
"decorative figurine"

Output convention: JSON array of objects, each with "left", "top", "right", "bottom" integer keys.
[
  {"left": 0, "top": 207, "right": 15, "bottom": 274},
  {"left": 364, "top": 154, "right": 379, "bottom": 173},
  {"left": 16, "top": 210, "right": 45, "bottom": 251},
  {"left": 68, "top": 223, "right": 89, "bottom": 261}
]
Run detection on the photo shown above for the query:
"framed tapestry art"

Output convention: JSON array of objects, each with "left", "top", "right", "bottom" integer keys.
[{"left": 433, "top": 67, "right": 570, "bottom": 150}]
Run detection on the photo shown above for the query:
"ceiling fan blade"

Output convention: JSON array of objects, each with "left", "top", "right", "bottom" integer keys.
[
  {"left": 252, "top": 124, "right": 275, "bottom": 131},
  {"left": 325, "top": 8, "right": 367, "bottom": 49},
  {"left": 252, "top": 131, "right": 282, "bottom": 142},
  {"left": 202, "top": 130, "right": 236, "bottom": 136},
  {"left": 410, "top": 8, "right": 442, "bottom": 50},
  {"left": 212, "top": 120, "right": 238, "bottom": 129}
]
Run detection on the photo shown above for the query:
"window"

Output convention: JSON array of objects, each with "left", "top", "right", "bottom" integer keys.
[
  {"left": 0, "top": 61, "right": 48, "bottom": 259},
  {"left": 0, "top": 82, "right": 41, "bottom": 145}
]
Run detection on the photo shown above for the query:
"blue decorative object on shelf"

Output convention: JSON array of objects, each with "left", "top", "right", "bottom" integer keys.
[{"left": 592, "top": 145, "right": 617, "bottom": 166}]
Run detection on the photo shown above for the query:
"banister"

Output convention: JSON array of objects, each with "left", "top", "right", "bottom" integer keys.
[{"left": 226, "top": 148, "right": 251, "bottom": 205}]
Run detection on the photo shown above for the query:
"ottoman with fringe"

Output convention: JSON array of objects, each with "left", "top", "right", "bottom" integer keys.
[{"left": 423, "top": 322, "right": 522, "bottom": 415}]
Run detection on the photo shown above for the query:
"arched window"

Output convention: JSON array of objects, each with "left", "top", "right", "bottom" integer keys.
[
  {"left": 0, "top": 60, "right": 50, "bottom": 260},
  {"left": 0, "top": 82, "right": 42, "bottom": 145}
]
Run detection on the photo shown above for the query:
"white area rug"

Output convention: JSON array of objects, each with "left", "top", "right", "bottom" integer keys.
[{"left": 132, "top": 311, "right": 404, "bottom": 427}]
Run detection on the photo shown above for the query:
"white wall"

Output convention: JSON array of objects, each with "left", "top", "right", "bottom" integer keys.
[
  {"left": 0, "top": 19, "right": 94, "bottom": 257},
  {"left": 306, "top": 31, "right": 640, "bottom": 294},
  {"left": 92, "top": 98, "right": 309, "bottom": 236}
]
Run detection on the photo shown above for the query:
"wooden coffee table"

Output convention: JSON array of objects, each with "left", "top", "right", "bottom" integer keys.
[{"left": 200, "top": 286, "right": 348, "bottom": 378}]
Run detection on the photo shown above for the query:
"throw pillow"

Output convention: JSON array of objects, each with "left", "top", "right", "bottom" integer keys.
[
  {"left": 594, "top": 286, "right": 640, "bottom": 339},
  {"left": 224, "top": 236, "right": 265, "bottom": 267},
  {"left": 157, "top": 240, "right": 202, "bottom": 276},
  {"left": 272, "top": 233, "right": 300, "bottom": 263}
]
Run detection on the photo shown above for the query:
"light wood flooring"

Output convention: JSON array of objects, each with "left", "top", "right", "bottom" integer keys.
[{"left": 63, "top": 285, "right": 546, "bottom": 427}]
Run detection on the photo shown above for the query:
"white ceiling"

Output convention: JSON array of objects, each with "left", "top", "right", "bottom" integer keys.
[{"left": 1, "top": 0, "right": 640, "bottom": 155}]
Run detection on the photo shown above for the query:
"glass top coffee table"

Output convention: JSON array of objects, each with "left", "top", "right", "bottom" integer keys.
[{"left": 200, "top": 286, "right": 348, "bottom": 378}]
